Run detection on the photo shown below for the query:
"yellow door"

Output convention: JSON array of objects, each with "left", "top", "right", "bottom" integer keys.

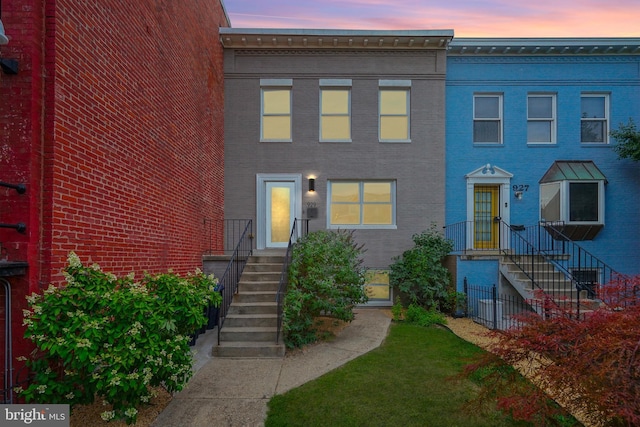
[{"left": 474, "top": 185, "right": 500, "bottom": 249}]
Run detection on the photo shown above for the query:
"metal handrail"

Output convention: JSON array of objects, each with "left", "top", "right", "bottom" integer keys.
[
  {"left": 204, "top": 219, "right": 252, "bottom": 255},
  {"left": 216, "top": 220, "right": 253, "bottom": 345},
  {"left": 445, "top": 220, "right": 626, "bottom": 318},
  {"left": 1, "top": 278, "right": 13, "bottom": 403},
  {"left": 275, "top": 219, "right": 309, "bottom": 344}
]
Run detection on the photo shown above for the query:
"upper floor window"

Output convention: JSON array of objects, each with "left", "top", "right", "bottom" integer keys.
[
  {"left": 473, "top": 94, "right": 502, "bottom": 144},
  {"left": 580, "top": 93, "right": 609, "bottom": 144},
  {"left": 320, "top": 79, "right": 352, "bottom": 142},
  {"left": 527, "top": 94, "right": 556, "bottom": 144},
  {"left": 328, "top": 180, "right": 396, "bottom": 228},
  {"left": 261, "top": 79, "right": 292, "bottom": 142},
  {"left": 379, "top": 80, "right": 410, "bottom": 142}
]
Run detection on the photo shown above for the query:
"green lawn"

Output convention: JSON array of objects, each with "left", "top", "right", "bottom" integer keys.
[{"left": 266, "top": 323, "right": 534, "bottom": 427}]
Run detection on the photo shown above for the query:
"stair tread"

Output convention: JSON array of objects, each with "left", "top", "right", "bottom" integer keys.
[
  {"left": 222, "top": 326, "right": 278, "bottom": 331},
  {"left": 215, "top": 341, "right": 283, "bottom": 347},
  {"left": 232, "top": 302, "right": 277, "bottom": 306},
  {"left": 226, "top": 313, "right": 278, "bottom": 318}
]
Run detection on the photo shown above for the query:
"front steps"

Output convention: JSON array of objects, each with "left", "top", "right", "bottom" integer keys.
[
  {"left": 212, "top": 252, "right": 286, "bottom": 358},
  {"left": 499, "top": 255, "right": 601, "bottom": 316}
]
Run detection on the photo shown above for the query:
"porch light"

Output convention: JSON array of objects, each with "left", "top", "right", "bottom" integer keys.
[{"left": 308, "top": 178, "right": 315, "bottom": 192}]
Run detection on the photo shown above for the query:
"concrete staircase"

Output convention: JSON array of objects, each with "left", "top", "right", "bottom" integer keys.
[
  {"left": 212, "top": 252, "right": 286, "bottom": 358},
  {"left": 499, "top": 255, "right": 601, "bottom": 315}
]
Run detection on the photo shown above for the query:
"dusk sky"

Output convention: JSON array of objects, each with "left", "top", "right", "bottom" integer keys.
[{"left": 224, "top": 0, "right": 640, "bottom": 38}]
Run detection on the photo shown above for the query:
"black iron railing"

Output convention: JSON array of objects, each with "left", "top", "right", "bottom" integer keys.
[
  {"left": 204, "top": 219, "right": 253, "bottom": 255},
  {"left": 445, "top": 220, "right": 627, "bottom": 318},
  {"left": 216, "top": 220, "right": 253, "bottom": 345},
  {"left": 275, "top": 219, "right": 309, "bottom": 344},
  {"left": 465, "top": 280, "right": 540, "bottom": 330}
]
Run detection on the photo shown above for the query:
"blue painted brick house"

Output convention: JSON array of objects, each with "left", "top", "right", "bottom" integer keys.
[{"left": 444, "top": 38, "right": 640, "bottom": 308}]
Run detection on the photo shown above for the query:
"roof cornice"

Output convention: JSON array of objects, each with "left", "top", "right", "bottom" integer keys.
[
  {"left": 449, "top": 38, "right": 640, "bottom": 55},
  {"left": 220, "top": 28, "right": 454, "bottom": 50}
]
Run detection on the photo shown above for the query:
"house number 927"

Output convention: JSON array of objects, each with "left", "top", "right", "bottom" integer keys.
[{"left": 512, "top": 184, "right": 529, "bottom": 192}]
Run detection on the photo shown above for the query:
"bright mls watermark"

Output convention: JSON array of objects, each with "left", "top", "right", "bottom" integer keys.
[{"left": 1, "top": 405, "right": 69, "bottom": 426}]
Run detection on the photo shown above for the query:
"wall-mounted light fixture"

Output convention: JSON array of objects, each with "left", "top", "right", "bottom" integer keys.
[
  {"left": 514, "top": 191, "right": 523, "bottom": 200},
  {"left": 308, "top": 178, "right": 315, "bottom": 192}
]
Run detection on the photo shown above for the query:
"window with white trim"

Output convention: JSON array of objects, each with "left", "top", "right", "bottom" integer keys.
[
  {"left": 580, "top": 94, "right": 609, "bottom": 144},
  {"left": 527, "top": 94, "right": 556, "bottom": 144},
  {"left": 473, "top": 94, "right": 502, "bottom": 144},
  {"left": 328, "top": 180, "right": 396, "bottom": 228},
  {"left": 320, "top": 79, "right": 351, "bottom": 142},
  {"left": 261, "top": 79, "right": 292, "bottom": 142},
  {"left": 540, "top": 181, "right": 605, "bottom": 225},
  {"left": 379, "top": 80, "right": 410, "bottom": 142}
]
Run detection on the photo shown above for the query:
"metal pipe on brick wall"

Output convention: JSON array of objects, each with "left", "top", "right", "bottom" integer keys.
[
  {"left": 0, "top": 182, "right": 25, "bottom": 194},
  {"left": 0, "top": 223, "right": 26, "bottom": 233}
]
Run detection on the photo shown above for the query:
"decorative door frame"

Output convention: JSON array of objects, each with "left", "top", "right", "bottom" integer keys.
[
  {"left": 256, "top": 173, "right": 302, "bottom": 249},
  {"left": 464, "top": 164, "right": 513, "bottom": 250}
]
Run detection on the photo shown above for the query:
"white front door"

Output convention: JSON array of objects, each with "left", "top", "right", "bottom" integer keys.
[
  {"left": 256, "top": 174, "right": 302, "bottom": 249},
  {"left": 266, "top": 182, "right": 295, "bottom": 248}
]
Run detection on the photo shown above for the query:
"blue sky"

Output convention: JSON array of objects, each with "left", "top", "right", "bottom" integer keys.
[{"left": 224, "top": 0, "right": 640, "bottom": 37}]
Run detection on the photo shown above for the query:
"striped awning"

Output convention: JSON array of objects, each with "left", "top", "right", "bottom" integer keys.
[{"left": 539, "top": 161, "right": 607, "bottom": 184}]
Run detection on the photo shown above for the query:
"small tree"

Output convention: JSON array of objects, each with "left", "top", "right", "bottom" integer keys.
[
  {"left": 284, "top": 230, "right": 368, "bottom": 348},
  {"left": 389, "top": 224, "right": 453, "bottom": 310},
  {"left": 611, "top": 118, "right": 640, "bottom": 161},
  {"left": 464, "top": 275, "right": 640, "bottom": 426}
]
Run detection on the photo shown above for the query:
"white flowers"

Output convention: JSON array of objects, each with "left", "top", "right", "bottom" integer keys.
[
  {"left": 76, "top": 338, "right": 92, "bottom": 348},
  {"left": 127, "top": 321, "right": 143, "bottom": 336},
  {"left": 100, "top": 411, "right": 115, "bottom": 421},
  {"left": 67, "top": 252, "right": 82, "bottom": 268},
  {"left": 36, "top": 384, "right": 47, "bottom": 394},
  {"left": 124, "top": 408, "right": 138, "bottom": 418},
  {"left": 25, "top": 293, "right": 40, "bottom": 304}
]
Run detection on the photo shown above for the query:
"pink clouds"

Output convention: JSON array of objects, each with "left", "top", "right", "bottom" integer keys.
[{"left": 224, "top": 0, "right": 640, "bottom": 37}]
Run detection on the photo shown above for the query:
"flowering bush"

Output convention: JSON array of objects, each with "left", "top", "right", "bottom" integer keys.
[{"left": 19, "top": 252, "right": 220, "bottom": 424}]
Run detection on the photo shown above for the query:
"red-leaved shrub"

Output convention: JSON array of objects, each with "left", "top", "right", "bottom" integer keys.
[{"left": 466, "top": 275, "right": 640, "bottom": 426}]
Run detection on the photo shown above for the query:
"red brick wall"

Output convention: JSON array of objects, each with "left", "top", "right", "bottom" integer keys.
[
  {"left": 0, "top": 0, "right": 228, "bottom": 366},
  {"left": 42, "top": 0, "right": 228, "bottom": 284},
  {"left": 0, "top": 0, "right": 48, "bottom": 366}
]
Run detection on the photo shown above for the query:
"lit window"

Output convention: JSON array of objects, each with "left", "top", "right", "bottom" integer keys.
[
  {"left": 328, "top": 180, "right": 396, "bottom": 228},
  {"left": 261, "top": 79, "right": 292, "bottom": 141},
  {"left": 580, "top": 94, "right": 609, "bottom": 144},
  {"left": 473, "top": 94, "right": 502, "bottom": 144},
  {"left": 527, "top": 94, "right": 556, "bottom": 144},
  {"left": 320, "top": 88, "right": 351, "bottom": 141},
  {"left": 364, "top": 269, "right": 392, "bottom": 305},
  {"left": 379, "top": 81, "right": 410, "bottom": 142}
]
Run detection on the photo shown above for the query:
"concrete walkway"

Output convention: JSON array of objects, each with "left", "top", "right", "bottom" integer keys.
[{"left": 151, "top": 309, "right": 392, "bottom": 427}]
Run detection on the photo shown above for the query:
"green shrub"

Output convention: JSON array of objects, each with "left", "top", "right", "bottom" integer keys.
[
  {"left": 389, "top": 224, "right": 453, "bottom": 310},
  {"left": 284, "top": 230, "right": 368, "bottom": 348},
  {"left": 404, "top": 304, "right": 447, "bottom": 327},
  {"left": 19, "top": 252, "right": 220, "bottom": 424},
  {"left": 391, "top": 296, "right": 404, "bottom": 322}
]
